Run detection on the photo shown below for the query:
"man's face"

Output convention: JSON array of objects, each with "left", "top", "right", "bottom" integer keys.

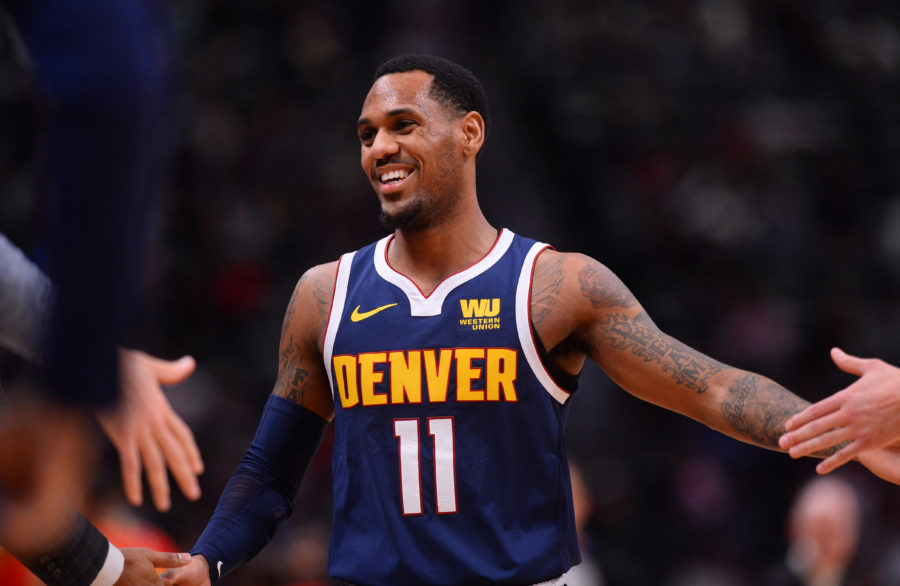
[{"left": 357, "top": 70, "right": 465, "bottom": 231}]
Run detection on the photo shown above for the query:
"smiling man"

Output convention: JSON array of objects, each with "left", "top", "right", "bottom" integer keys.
[{"left": 162, "top": 55, "right": 898, "bottom": 586}]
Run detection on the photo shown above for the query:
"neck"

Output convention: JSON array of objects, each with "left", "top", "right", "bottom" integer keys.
[{"left": 387, "top": 207, "right": 497, "bottom": 295}]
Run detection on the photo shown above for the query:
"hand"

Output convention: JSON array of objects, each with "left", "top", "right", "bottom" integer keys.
[
  {"left": 779, "top": 348, "right": 900, "bottom": 474},
  {"left": 98, "top": 349, "right": 204, "bottom": 511},
  {"left": 161, "top": 554, "right": 211, "bottom": 586},
  {"left": 115, "top": 548, "right": 192, "bottom": 585},
  {"left": 857, "top": 442, "right": 900, "bottom": 486}
]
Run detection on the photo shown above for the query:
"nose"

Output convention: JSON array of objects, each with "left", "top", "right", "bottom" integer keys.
[{"left": 368, "top": 129, "right": 399, "bottom": 160}]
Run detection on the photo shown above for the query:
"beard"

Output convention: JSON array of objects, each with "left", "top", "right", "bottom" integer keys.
[
  {"left": 378, "top": 183, "right": 460, "bottom": 233},
  {"left": 378, "top": 198, "right": 426, "bottom": 231},
  {"left": 377, "top": 143, "right": 464, "bottom": 232}
]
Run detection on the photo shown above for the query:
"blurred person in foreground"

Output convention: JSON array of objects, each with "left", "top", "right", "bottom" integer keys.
[
  {"left": 765, "top": 476, "right": 861, "bottom": 586},
  {"left": 162, "top": 55, "right": 897, "bottom": 586},
  {"left": 0, "top": 233, "right": 202, "bottom": 582},
  {"left": 0, "top": 0, "right": 202, "bottom": 582},
  {"left": 780, "top": 348, "right": 900, "bottom": 485}
]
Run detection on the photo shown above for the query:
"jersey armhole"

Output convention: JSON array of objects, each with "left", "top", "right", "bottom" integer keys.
[{"left": 322, "top": 251, "right": 355, "bottom": 399}]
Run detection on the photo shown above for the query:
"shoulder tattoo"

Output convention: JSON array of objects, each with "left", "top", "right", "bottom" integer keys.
[
  {"left": 577, "top": 263, "right": 636, "bottom": 310},
  {"left": 531, "top": 254, "right": 564, "bottom": 325}
]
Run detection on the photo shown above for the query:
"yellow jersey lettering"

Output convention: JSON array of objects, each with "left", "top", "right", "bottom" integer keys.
[
  {"left": 359, "top": 352, "right": 388, "bottom": 406},
  {"left": 455, "top": 348, "right": 485, "bottom": 401},
  {"left": 486, "top": 348, "right": 518, "bottom": 401},
  {"left": 333, "top": 355, "right": 359, "bottom": 408},
  {"left": 389, "top": 350, "right": 423, "bottom": 404},
  {"left": 334, "top": 347, "right": 519, "bottom": 408},
  {"left": 423, "top": 349, "right": 452, "bottom": 403}
]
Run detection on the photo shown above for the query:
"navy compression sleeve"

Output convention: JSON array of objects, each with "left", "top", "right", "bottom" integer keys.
[{"left": 191, "top": 395, "right": 328, "bottom": 583}]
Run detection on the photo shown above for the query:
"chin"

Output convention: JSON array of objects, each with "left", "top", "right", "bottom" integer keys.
[{"left": 379, "top": 201, "right": 425, "bottom": 230}]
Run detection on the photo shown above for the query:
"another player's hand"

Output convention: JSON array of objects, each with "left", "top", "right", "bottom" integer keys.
[
  {"left": 779, "top": 348, "right": 900, "bottom": 475},
  {"left": 857, "top": 442, "right": 900, "bottom": 486},
  {"left": 160, "top": 554, "right": 211, "bottom": 586},
  {"left": 97, "top": 349, "right": 203, "bottom": 511},
  {"left": 115, "top": 548, "right": 192, "bottom": 585}
]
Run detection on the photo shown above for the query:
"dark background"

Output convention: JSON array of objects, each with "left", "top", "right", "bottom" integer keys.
[{"left": 2, "top": 1, "right": 900, "bottom": 584}]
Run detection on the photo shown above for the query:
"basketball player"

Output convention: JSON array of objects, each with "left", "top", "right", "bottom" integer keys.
[
  {"left": 780, "top": 348, "right": 900, "bottom": 485},
  {"left": 162, "top": 55, "right": 899, "bottom": 585}
]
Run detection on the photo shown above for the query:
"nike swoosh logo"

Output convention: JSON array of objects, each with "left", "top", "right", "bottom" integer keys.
[
  {"left": 350, "top": 302, "right": 398, "bottom": 322},
  {"left": 217, "top": 561, "right": 223, "bottom": 578}
]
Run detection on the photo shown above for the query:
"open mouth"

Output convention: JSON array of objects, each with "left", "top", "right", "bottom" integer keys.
[
  {"left": 380, "top": 169, "right": 410, "bottom": 184},
  {"left": 377, "top": 168, "right": 414, "bottom": 194}
]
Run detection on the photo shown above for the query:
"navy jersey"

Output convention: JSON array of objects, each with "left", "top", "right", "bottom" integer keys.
[{"left": 323, "top": 229, "right": 580, "bottom": 585}]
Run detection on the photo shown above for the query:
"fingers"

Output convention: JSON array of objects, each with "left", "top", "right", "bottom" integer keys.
[
  {"left": 140, "top": 549, "right": 193, "bottom": 569},
  {"left": 781, "top": 407, "right": 845, "bottom": 448},
  {"left": 815, "top": 443, "right": 859, "bottom": 475},
  {"left": 786, "top": 426, "right": 852, "bottom": 460},
  {"left": 831, "top": 347, "right": 871, "bottom": 376},
  {"left": 139, "top": 429, "right": 171, "bottom": 512},
  {"left": 118, "top": 440, "right": 144, "bottom": 507},
  {"left": 150, "top": 355, "right": 197, "bottom": 386},
  {"left": 156, "top": 415, "right": 202, "bottom": 502},
  {"left": 784, "top": 396, "right": 841, "bottom": 432}
]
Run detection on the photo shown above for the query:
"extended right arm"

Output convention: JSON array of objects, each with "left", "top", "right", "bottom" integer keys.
[{"left": 166, "top": 263, "right": 338, "bottom": 585}]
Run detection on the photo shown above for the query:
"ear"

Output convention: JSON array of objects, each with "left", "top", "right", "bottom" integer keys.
[{"left": 460, "top": 111, "right": 485, "bottom": 157}]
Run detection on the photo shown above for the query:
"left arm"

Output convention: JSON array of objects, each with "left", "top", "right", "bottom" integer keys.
[{"left": 539, "top": 250, "right": 810, "bottom": 451}]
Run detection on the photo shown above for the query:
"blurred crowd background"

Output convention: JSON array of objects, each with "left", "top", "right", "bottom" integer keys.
[{"left": 1, "top": 0, "right": 900, "bottom": 584}]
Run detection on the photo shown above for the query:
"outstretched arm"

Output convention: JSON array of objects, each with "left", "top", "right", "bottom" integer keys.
[
  {"left": 780, "top": 348, "right": 900, "bottom": 474},
  {"left": 163, "top": 263, "right": 337, "bottom": 586},
  {"left": 546, "top": 251, "right": 811, "bottom": 451}
]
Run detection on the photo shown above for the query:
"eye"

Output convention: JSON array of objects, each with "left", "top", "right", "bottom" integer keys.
[
  {"left": 395, "top": 119, "right": 417, "bottom": 132},
  {"left": 358, "top": 128, "right": 375, "bottom": 145}
]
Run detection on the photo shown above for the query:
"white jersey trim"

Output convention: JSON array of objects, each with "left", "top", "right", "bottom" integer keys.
[
  {"left": 515, "top": 242, "right": 571, "bottom": 405},
  {"left": 323, "top": 251, "right": 355, "bottom": 399},
  {"left": 373, "top": 228, "right": 515, "bottom": 316}
]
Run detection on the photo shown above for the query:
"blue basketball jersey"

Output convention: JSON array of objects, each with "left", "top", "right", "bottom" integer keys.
[{"left": 322, "top": 229, "right": 580, "bottom": 585}]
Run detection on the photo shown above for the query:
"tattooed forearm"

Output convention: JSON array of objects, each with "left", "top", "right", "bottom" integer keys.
[
  {"left": 602, "top": 312, "right": 722, "bottom": 393},
  {"left": 721, "top": 374, "right": 808, "bottom": 449},
  {"left": 578, "top": 264, "right": 637, "bottom": 310}
]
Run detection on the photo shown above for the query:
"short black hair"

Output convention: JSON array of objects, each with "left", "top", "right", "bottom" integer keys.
[{"left": 374, "top": 54, "right": 490, "bottom": 139}]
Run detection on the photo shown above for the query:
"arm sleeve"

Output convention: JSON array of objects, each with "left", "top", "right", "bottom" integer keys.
[{"left": 191, "top": 395, "right": 329, "bottom": 583}]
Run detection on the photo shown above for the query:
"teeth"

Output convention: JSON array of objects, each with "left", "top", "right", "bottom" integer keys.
[{"left": 380, "top": 169, "right": 409, "bottom": 183}]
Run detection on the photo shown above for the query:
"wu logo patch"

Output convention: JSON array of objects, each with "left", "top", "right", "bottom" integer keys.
[
  {"left": 459, "top": 298, "right": 501, "bottom": 330},
  {"left": 459, "top": 298, "right": 500, "bottom": 318}
]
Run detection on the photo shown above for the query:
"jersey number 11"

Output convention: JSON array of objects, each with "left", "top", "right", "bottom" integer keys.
[{"left": 393, "top": 417, "right": 458, "bottom": 515}]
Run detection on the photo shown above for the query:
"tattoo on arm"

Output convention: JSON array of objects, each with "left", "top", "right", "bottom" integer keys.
[
  {"left": 602, "top": 312, "right": 723, "bottom": 393},
  {"left": 578, "top": 264, "right": 637, "bottom": 310},
  {"left": 276, "top": 333, "right": 311, "bottom": 404},
  {"left": 721, "top": 374, "right": 809, "bottom": 450},
  {"left": 310, "top": 272, "right": 334, "bottom": 330},
  {"left": 531, "top": 254, "right": 564, "bottom": 326}
]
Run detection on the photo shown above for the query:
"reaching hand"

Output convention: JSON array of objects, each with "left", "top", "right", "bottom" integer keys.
[
  {"left": 857, "top": 442, "right": 900, "bottom": 486},
  {"left": 779, "top": 348, "right": 900, "bottom": 474},
  {"left": 115, "top": 548, "right": 192, "bottom": 585},
  {"left": 160, "top": 554, "right": 212, "bottom": 586},
  {"left": 98, "top": 349, "right": 204, "bottom": 511}
]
